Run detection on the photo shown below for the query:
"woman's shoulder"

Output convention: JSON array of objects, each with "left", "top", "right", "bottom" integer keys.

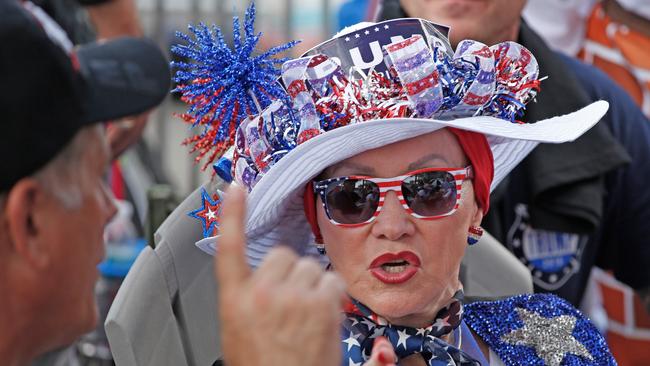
[{"left": 463, "top": 293, "right": 616, "bottom": 365}]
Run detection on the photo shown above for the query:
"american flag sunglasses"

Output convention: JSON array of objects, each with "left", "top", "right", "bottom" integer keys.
[{"left": 313, "top": 167, "right": 474, "bottom": 226}]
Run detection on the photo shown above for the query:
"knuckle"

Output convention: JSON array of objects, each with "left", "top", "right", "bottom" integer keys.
[
  {"left": 311, "top": 288, "right": 335, "bottom": 308},
  {"left": 321, "top": 272, "right": 346, "bottom": 293},
  {"left": 251, "top": 283, "right": 271, "bottom": 308},
  {"left": 294, "top": 257, "right": 323, "bottom": 275},
  {"left": 276, "top": 289, "right": 304, "bottom": 312},
  {"left": 267, "top": 246, "right": 298, "bottom": 264}
]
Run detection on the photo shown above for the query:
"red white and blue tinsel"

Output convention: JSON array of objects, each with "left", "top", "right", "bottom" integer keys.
[
  {"left": 172, "top": 14, "right": 542, "bottom": 232},
  {"left": 226, "top": 19, "right": 540, "bottom": 192},
  {"left": 171, "top": 2, "right": 298, "bottom": 170}
]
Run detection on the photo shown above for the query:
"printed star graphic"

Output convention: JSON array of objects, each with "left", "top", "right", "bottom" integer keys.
[
  {"left": 360, "top": 317, "right": 376, "bottom": 330},
  {"left": 369, "top": 326, "right": 385, "bottom": 339},
  {"left": 415, "top": 327, "right": 427, "bottom": 336},
  {"left": 396, "top": 329, "right": 410, "bottom": 350},
  {"left": 348, "top": 360, "right": 362, "bottom": 366},
  {"left": 432, "top": 315, "right": 451, "bottom": 332},
  {"left": 343, "top": 332, "right": 361, "bottom": 351},
  {"left": 501, "top": 308, "right": 593, "bottom": 366},
  {"left": 187, "top": 188, "right": 222, "bottom": 238}
]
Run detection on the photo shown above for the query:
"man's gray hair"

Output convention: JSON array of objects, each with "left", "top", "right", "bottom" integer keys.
[{"left": 33, "top": 125, "right": 102, "bottom": 208}]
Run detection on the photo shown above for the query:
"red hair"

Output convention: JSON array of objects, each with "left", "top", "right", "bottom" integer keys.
[{"left": 448, "top": 128, "right": 493, "bottom": 214}]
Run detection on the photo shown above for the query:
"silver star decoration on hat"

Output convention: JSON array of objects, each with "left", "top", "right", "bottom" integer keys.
[{"left": 501, "top": 307, "right": 593, "bottom": 366}]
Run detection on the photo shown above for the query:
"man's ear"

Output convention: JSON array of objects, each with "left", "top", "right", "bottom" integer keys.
[{"left": 4, "top": 178, "right": 52, "bottom": 269}]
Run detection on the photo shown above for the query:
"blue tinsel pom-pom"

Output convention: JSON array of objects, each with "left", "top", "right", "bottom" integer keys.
[{"left": 171, "top": 2, "right": 298, "bottom": 166}]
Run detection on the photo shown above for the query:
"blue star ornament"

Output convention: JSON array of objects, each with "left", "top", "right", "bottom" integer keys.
[{"left": 188, "top": 188, "right": 223, "bottom": 238}]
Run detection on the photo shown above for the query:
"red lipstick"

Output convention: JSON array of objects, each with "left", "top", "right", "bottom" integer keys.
[{"left": 369, "top": 251, "right": 421, "bottom": 284}]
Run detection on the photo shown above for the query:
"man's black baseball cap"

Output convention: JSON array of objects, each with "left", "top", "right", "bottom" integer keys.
[{"left": 0, "top": 1, "right": 170, "bottom": 192}]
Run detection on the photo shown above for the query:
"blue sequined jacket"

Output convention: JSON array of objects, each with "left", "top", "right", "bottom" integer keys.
[{"left": 464, "top": 293, "right": 616, "bottom": 365}]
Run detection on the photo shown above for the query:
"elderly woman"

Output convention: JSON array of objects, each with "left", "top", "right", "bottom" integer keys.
[{"left": 173, "top": 6, "right": 615, "bottom": 365}]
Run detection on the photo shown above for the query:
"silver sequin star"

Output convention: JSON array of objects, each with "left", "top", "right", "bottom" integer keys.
[{"left": 501, "top": 308, "right": 593, "bottom": 366}]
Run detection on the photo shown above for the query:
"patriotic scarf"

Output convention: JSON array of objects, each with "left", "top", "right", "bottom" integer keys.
[{"left": 341, "top": 290, "right": 480, "bottom": 365}]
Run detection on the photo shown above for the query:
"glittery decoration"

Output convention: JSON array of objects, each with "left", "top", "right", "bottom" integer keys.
[
  {"left": 440, "top": 40, "right": 496, "bottom": 118},
  {"left": 467, "top": 226, "right": 483, "bottom": 245},
  {"left": 174, "top": 17, "right": 541, "bottom": 191},
  {"left": 479, "top": 42, "right": 540, "bottom": 122},
  {"left": 464, "top": 293, "right": 616, "bottom": 365},
  {"left": 213, "top": 157, "right": 233, "bottom": 183},
  {"left": 282, "top": 57, "right": 322, "bottom": 144},
  {"left": 501, "top": 308, "right": 593, "bottom": 366},
  {"left": 384, "top": 35, "right": 443, "bottom": 118},
  {"left": 187, "top": 188, "right": 222, "bottom": 238},
  {"left": 171, "top": 2, "right": 298, "bottom": 169}
]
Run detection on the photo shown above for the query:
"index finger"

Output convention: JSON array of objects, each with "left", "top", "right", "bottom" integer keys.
[{"left": 215, "top": 184, "right": 251, "bottom": 290}]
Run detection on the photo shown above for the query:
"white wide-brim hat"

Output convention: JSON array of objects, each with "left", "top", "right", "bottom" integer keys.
[{"left": 197, "top": 100, "right": 609, "bottom": 267}]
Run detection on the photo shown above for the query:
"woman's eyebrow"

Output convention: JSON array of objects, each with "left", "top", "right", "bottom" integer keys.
[
  {"left": 407, "top": 153, "right": 451, "bottom": 171},
  {"left": 327, "top": 161, "right": 376, "bottom": 177}
]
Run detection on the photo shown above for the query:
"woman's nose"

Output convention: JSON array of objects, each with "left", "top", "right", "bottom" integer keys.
[{"left": 370, "top": 189, "right": 415, "bottom": 241}]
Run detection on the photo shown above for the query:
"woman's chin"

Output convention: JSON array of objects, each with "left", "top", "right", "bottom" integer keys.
[
  {"left": 361, "top": 287, "right": 432, "bottom": 321},
  {"left": 349, "top": 271, "right": 454, "bottom": 323}
]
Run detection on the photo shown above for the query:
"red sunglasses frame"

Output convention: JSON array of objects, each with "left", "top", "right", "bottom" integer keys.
[{"left": 313, "top": 166, "right": 474, "bottom": 227}]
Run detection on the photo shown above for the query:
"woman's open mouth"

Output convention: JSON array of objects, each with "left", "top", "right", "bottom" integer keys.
[{"left": 369, "top": 251, "right": 421, "bottom": 284}]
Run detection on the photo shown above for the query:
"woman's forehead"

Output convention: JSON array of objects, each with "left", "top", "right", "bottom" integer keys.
[{"left": 324, "top": 129, "right": 467, "bottom": 177}]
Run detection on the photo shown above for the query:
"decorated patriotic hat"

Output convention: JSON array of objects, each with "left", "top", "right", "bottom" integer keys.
[{"left": 172, "top": 4, "right": 608, "bottom": 266}]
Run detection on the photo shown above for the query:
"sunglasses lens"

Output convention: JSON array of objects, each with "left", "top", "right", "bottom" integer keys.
[
  {"left": 324, "top": 179, "right": 380, "bottom": 224},
  {"left": 402, "top": 171, "right": 457, "bottom": 217}
]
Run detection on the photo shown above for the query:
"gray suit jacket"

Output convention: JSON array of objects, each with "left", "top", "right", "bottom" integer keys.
[{"left": 106, "top": 181, "right": 224, "bottom": 366}]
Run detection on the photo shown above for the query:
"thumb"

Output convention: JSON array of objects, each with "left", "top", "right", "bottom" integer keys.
[
  {"left": 215, "top": 185, "right": 251, "bottom": 291},
  {"left": 364, "top": 337, "right": 396, "bottom": 366}
]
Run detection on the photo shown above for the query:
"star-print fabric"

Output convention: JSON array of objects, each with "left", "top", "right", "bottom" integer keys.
[
  {"left": 341, "top": 290, "right": 480, "bottom": 365},
  {"left": 188, "top": 188, "right": 222, "bottom": 238},
  {"left": 464, "top": 293, "right": 616, "bottom": 365}
]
